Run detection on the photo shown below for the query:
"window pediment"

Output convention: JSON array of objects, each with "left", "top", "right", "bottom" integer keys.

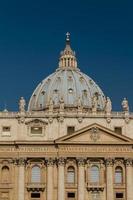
[
  {"left": 25, "top": 119, "right": 48, "bottom": 126},
  {"left": 26, "top": 119, "right": 48, "bottom": 137}
]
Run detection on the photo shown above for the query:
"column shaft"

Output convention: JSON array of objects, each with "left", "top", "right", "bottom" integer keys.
[
  {"left": 47, "top": 159, "right": 54, "bottom": 200},
  {"left": 18, "top": 159, "right": 25, "bottom": 200},
  {"left": 126, "top": 159, "right": 133, "bottom": 200},
  {"left": 78, "top": 158, "right": 85, "bottom": 200},
  {"left": 58, "top": 158, "right": 65, "bottom": 200},
  {"left": 106, "top": 159, "right": 114, "bottom": 200}
]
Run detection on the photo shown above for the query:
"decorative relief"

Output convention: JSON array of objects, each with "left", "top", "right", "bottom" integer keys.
[
  {"left": 114, "top": 159, "right": 124, "bottom": 166},
  {"left": 58, "top": 116, "right": 64, "bottom": 123},
  {"left": 48, "top": 117, "right": 53, "bottom": 123},
  {"left": 90, "top": 127, "right": 100, "bottom": 142},
  {"left": 77, "top": 117, "right": 83, "bottom": 123},
  {"left": 25, "top": 119, "right": 48, "bottom": 126},
  {"left": 106, "top": 117, "right": 111, "bottom": 123}
]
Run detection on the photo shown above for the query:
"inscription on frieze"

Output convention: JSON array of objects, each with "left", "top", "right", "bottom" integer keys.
[{"left": 0, "top": 145, "right": 132, "bottom": 153}]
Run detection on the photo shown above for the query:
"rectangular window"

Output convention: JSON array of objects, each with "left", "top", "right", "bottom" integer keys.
[
  {"left": 67, "top": 126, "right": 75, "bottom": 135},
  {"left": 31, "top": 193, "right": 40, "bottom": 198},
  {"left": 2, "top": 126, "right": 11, "bottom": 136},
  {"left": 114, "top": 127, "right": 122, "bottom": 134},
  {"left": 116, "top": 192, "right": 123, "bottom": 198},
  {"left": 31, "top": 127, "right": 42, "bottom": 134},
  {"left": 67, "top": 192, "right": 75, "bottom": 198}
]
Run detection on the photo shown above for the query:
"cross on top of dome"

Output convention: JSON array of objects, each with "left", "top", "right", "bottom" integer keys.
[{"left": 66, "top": 32, "right": 70, "bottom": 42}]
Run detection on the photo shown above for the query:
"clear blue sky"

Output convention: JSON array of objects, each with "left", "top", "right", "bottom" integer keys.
[{"left": 0, "top": 0, "right": 133, "bottom": 111}]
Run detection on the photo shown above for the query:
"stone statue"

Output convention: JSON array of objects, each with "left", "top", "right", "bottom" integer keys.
[
  {"left": 122, "top": 98, "right": 129, "bottom": 112},
  {"left": 60, "top": 97, "right": 64, "bottom": 111},
  {"left": 105, "top": 97, "right": 112, "bottom": 114},
  {"left": 92, "top": 93, "right": 98, "bottom": 112},
  {"left": 19, "top": 97, "right": 26, "bottom": 112}
]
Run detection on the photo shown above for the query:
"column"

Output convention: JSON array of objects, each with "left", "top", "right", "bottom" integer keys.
[
  {"left": 125, "top": 158, "right": 133, "bottom": 200},
  {"left": 106, "top": 158, "right": 114, "bottom": 200},
  {"left": 58, "top": 157, "right": 65, "bottom": 200},
  {"left": 46, "top": 158, "right": 54, "bottom": 200},
  {"left": 18, "top": 158, "right": 25, "bottom": 200},
  {"left": 77, "top": 158, "right": 85, "bottom": 200}
]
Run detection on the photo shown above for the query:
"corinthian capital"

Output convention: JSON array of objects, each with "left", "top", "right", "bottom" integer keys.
[
  {"left": 18, "top": 158, "right": 26, "bottom": 166},
  {"left": 57, "top": 157, "right": 66, "bottom": 166},
  {"left": 125, "top": 158, "right": 133, "bottom": 166},
  {"left": 105, "top": 158, "right": 114, "bottom": 166},
  {"left": 46, "top": 158, "right": 55, "bottom": 166},
  {"left": 77, "top": 158, "right": 85, "bottom": 166}
]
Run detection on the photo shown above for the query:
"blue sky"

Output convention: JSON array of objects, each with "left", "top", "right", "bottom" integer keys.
[{"left": 0, "top": 0, "right": 133, "bottom": 111}]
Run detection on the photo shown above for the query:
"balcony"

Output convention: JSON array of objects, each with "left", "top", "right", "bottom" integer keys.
[
  {"left": 86, "top": 182, "right": 104, "bottom": 192},
  {"left": 26, "top": 183, "right": 45, "bottom": 192}
]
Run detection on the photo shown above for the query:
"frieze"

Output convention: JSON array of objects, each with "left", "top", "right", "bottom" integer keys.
[
  {"left": 0, "top": 145, "right": 132, "bottom": 153},
  {"left": 58, "top": 146, "right": 133, "bottom": 153}
]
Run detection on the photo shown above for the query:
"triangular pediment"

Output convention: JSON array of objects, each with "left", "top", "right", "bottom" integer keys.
[{"left": 56, "top": 123, "right": 132, "bottom": 144}]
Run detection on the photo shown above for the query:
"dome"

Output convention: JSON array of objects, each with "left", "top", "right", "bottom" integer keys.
[{"left": 28, "top": 33, "right": 106, "bottom": 111}]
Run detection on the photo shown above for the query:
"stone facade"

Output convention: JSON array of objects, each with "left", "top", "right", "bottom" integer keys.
[{"left": 0, "top": 34, "right": 133, "bottom": 200}]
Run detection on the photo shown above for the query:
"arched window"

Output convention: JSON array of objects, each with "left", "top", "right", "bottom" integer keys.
[
  {"left": 67, "top": 166, "right": 75, "bottom": 184},
  {"left": 115, "top": 167, "right": 123, "bottom": 184},
  {"left": 1, "top": 166, "right": 10, "bottom": 183},
  {"left": 31, "top": 166, "right": 41, "bottom": 183},
  {"left": 90, "top": 166, "right": 100, "bottom": 183}
]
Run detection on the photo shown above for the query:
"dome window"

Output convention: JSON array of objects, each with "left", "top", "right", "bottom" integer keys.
[
  {"left": 68, "top": 76, "right": 72, "bottom": 80},
  {"left": 41, "top": 91, "right": 45, "bottom": 95},
  {"left": 83, "top": 90, "right": 87, "bottom": 95},
  {"left": 68, "top": 88, "right": 73, "bottom": 93},
  {"left": 54, "top": 89, "right": 58, "bottom": 93}
]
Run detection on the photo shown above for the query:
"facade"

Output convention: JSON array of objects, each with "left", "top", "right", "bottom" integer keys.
[{"left": 0, "top": 33, "right": 133, "bottom": 200}]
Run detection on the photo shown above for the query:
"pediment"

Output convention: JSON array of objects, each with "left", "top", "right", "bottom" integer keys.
[
  {"left": 56, "top": 123, "right": 132, "bottom": 144},
  {"left": 25, "top": 119, "right": 48, "bottom": 126}
]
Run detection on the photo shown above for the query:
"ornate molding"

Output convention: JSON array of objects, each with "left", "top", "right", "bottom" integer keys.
[
  {"left": 114, "top": 159, "right": 124, "bottom": 166},
  {"left": 25, "top": 118, "right": 48, "bottom": 126}
]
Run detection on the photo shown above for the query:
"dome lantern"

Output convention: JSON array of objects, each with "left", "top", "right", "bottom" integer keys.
[{"left": 59, "top": 32, "right": 77, "bottom": 69}]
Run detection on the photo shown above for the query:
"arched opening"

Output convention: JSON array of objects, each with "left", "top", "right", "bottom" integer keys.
[
  {"left": 67, "top": 166, "right": 75, "bottom": 184},
  {"left": 1, "top": 166, "right": 10, "bottom": 183},
  {"left": 90, "top": 165, "right": 100, "bottom": 183},
  {"left": 115, "top": 166, "right": 123, "bottom": 184},
  {"left": 31, "top": 166, "right": 41, "bottom": 183}
]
